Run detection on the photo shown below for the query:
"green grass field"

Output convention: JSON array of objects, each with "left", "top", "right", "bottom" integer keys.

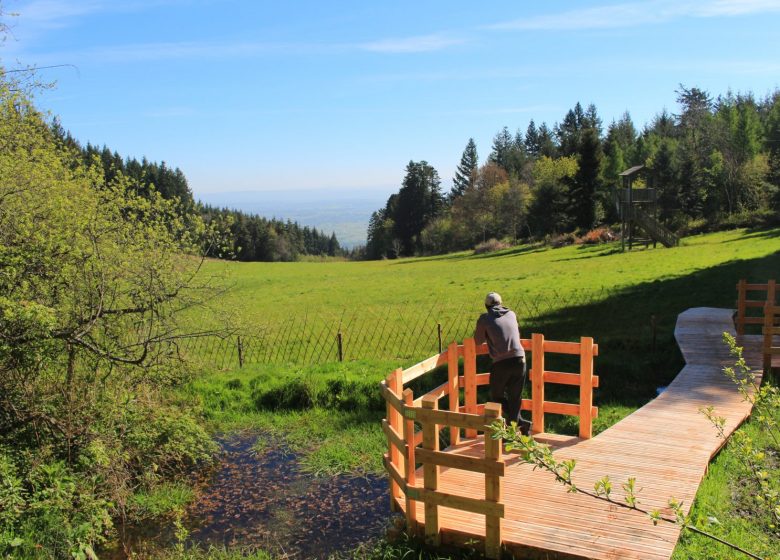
[{"left": 185, "top": 227, "right": 780, "bottom": 559}]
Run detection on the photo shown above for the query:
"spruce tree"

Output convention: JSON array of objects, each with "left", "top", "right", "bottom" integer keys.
[
  {"left": 451, "top": 138, "right": 478, "bottom": 200},
  {"left": 489, "top": 126, "right": 514, "bottom": 172},
  {"left": 571, "top": 127, "right": 603, "bottom": 230},
  {"left": 525, "top": 120, "right": 541, "bottom": 157}
]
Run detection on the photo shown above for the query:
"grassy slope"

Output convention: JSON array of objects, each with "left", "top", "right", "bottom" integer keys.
[
  {"left": 198, "top": 228, "right": 779, "bottom": 322},
  {"left": 187, "top": 228, "right": 780, "bottom": 558}
]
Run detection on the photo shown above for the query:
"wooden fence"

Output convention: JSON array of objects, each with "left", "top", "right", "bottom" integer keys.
[
  {"left": 380, "top": 335, "right": 599, "bottom": 559},
  {"left": 735, "top": 278, "right": 777, "bottom": 335},
  {"left": 735, "top": 278, "right": 778, "bottom": 373}
]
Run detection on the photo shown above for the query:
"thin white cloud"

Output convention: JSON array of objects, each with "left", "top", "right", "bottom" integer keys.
[
  {"left": 25, "top": 33, "right": 462, "bottom": 65},
  {"left": 24, "top": 40, "right": 344, "bottom": 64},
  {"left": 487, "top": 0, "right": 780, "bottom": 31},
  {"left": 143, "top": 106, "right": 196, "bottom": 118},
  {"left": 359, "top": 33, "right": 464, "bottom": 54},
  {"left": 13, "top": 0, "right": 106, "bottom": 28}
]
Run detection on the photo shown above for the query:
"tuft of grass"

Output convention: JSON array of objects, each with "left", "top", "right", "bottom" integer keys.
[{"left": 127, "top": 483, "right": 195, "bottom": 520}]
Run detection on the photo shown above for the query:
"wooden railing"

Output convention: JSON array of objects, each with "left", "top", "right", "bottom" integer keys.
[
  {"left": 764, "top": 302, "right": 780, "bottom": 373},
  {"left": 736, "top": 279, "right": 777, "bottom": 336},
  {"left": 380, "top": 335, "right": 599, "bottom": 559}
]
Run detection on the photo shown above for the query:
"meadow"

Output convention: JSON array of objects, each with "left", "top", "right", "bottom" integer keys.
[{"left": 176, "top": 227, "right": 780, "bottom": 558}]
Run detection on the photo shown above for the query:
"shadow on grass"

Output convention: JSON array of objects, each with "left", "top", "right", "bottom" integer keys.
[
  {"left": 522, "top": 250, "right": 780, "bottom": 419},
  {"left": 718, "top": 226, "right": 780, "bottom": 243}
]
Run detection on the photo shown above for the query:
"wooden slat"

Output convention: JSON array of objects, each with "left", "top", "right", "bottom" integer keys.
[
  {"left": 579, "top": 337, "right": 594, "bottom": 440},
  {"left": 413, "top": 487, "right": 505, "bottom": 517},
  {"left": 403, "top": 388, "right": 418, "bottom": 530},
  {"left": 744, "top": 300, "right": 767, "bottom": 308},
  {"left": 458, "top": 373, "right": 490, "bottom": 387},
  {"left": 383, "top": 453, "right": 406, "bottom": 492},
  {"left": 380, "top": 380, "right": 405, "bottom": 415},
  {"left": 744, "top": 282, "right": 771, "bottom": 290},
  {"left": 403, "top": 350, "right": 449, "bottom": 384},
  {"left": 543, "top": 340, "right": 600, "bottom": 356},
  {"left": 544, "top": 400, "right": 598, "bottom": 418},
  {"left": 416, "top": 448, "right": 505, "bottom": 475},
  {"left": 417, "top": 406, "right": 493, "bottom": 431},
  {"left": 463, "top": 338, "right": 478, "bottom": 438},
  {"left": 531, "top": 333, "right": 545, "bottom": 434},
  {"left": 381, "top": 419, "right": 406, "bottom": 454},
  {"left": 386, "top": 369, "right": 404, "bottom": 510},
  {"left": 413, "top": 382, "right": 449, "bottom": 407},
  {"left": 484, "top": 402, "right": 503, "bottom": 560},
  {"left": 448, "top": 341, "right": 461, "bottom": 447},
  {"left": 544, "top": 370, "right": 600, "bottom": 388},
  {"left": 422, "top": 396, "right": 440, "bottom": 546}
]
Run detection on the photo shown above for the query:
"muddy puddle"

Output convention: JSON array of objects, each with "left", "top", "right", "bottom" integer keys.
[{"left": 112, "top": 434, "right": 389, "bottom": 558}]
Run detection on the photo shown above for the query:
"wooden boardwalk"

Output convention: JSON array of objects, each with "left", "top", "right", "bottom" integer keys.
[{"left": 402, "top": 308, "right": 764, "bottom": 559}]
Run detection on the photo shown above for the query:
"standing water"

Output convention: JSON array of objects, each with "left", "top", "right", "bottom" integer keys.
[{"left": 112, "top": 434, "right": 389, "bottom": 558}]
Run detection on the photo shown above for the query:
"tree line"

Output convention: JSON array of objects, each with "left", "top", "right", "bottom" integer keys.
[
  {"left": 52, "top": 122, "right": 344, "bottom": 262},
  {"left": 366, "top": 86, "right": 780, "bottom": 259}
]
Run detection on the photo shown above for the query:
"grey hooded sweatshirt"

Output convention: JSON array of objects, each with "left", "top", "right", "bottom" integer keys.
[{"left": 474, "top": 305, "right": 525, "bottom": 363}]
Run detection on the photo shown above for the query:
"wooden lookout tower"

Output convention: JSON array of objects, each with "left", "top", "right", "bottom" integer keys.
[{"left": 615, "top": 165, "right": 679, "bottom": 251}]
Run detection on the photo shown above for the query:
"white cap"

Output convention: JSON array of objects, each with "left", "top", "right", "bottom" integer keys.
[{"left": 485, "top": 292, "right": 502, "bottom": 307}]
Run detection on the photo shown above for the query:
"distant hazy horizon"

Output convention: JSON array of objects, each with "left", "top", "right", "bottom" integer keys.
[{"left": 195, "top": 188, "right": 396, "bottom": 248}]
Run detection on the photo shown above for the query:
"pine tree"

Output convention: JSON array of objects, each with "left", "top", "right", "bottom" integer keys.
[
  {"left": 525, "top": 120, "right": 541, "bottom": 157},
  {"left": 571, "top": 127, "right": 603, "bottom": 230},
  {"left": 392, "top": 161, "right": 443, "bottom": 255},
  {"left": 451, "top": 138, "right": 478, "bottom": 200},
  {"left": 489, "top": 126, "right": 514, "bottom": 172},
  {"left": 537, "top": 123, "right": 558, "bottom": 157}
]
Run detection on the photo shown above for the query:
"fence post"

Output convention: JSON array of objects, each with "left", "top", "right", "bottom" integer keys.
[
  {"left": 736, "top": 279, "right": 746, "bottom": 336},
  {"left": 579, "top": 337, "right": 594, "bottom": 440},
  {"left": 402, "top": 388, "right": 417, "bottom": 531},
  {"left": 237, "top": 336, "right": 244, "bottom": 368},
  {"left": 531, "top": 333, "right": 545, "bottom": 435},
  {"left": 337, "top": 331, "right": 344, "bottom": 362},
  {"left": 463, "top": 338, "right": 478, "bottom": 438},
  {"left": 422, "top": 395, "right": 440, "bottom": 546},
  {"left": 437, "top": 322, "right": 442, "bottom": 354},
  {"left": 764, "top": 301, "right": 773, "bottom": 373},
  {"left": 447, "top": 341, "right": 460, "bottom": 447},
  {"left": 484, "top": 402, "right": 503, "bottom": 559},
  {"left": 387, "top": 369, "right": 403, "bottom": 511}
]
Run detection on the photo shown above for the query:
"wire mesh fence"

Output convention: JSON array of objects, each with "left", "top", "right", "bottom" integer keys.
[{"left": 184, "top": 287, "right": 618, "bottom": 369}]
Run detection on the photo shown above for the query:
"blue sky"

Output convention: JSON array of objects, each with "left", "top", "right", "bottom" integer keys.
[{"left": 2, "top": 0, "right": 780, "bottom": 199}]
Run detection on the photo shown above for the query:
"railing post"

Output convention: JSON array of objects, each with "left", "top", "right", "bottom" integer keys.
[
  {"left": 463, "top": 338, "right": 478, "bottom": 438},
  {"left": 337, "top": 331, "right": 344, "bottom": 362},
  {"left": 237, "top": 335, "right": 244, "bottom": 368},
  {"left": 402, "top": 388, "right": 417, "bottom": 531},
  {"left": 768, "top": 279, "right": 777, "bottom": 307},
  {"left": 422, "top": 395, "right": 440, "bottom": 546},
  {"left": 447, "top": 342, "right": 461, "bottom": 447},
  {"left": 484, "top": 402, "right": 503, "bottom": 559},
  {"left": 579, "top": 337, "right": 594, "bottom": 440},
  {"left": 764, "top": 301, "right": 773, "bottom": 373},
  {"left": 531, "top": 333, "right": 545, "bottom": 435},
  {"left": 387, "top": 369, "right": 404, "bottom": 510},
  {"left": 437, "top": 322, "right": 443, "bottom": 353},
  {"left": 736, "top": 279, "right": 746, "bottom": 336}
]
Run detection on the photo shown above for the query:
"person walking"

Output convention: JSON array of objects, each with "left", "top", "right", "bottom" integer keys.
[{"left": 475, "top": 292, "right": 532, "bottom": 436}]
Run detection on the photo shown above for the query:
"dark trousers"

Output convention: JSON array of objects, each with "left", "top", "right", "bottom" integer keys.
[{"left": 490, "top": 357, "right": 531, "bottom": 433}]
